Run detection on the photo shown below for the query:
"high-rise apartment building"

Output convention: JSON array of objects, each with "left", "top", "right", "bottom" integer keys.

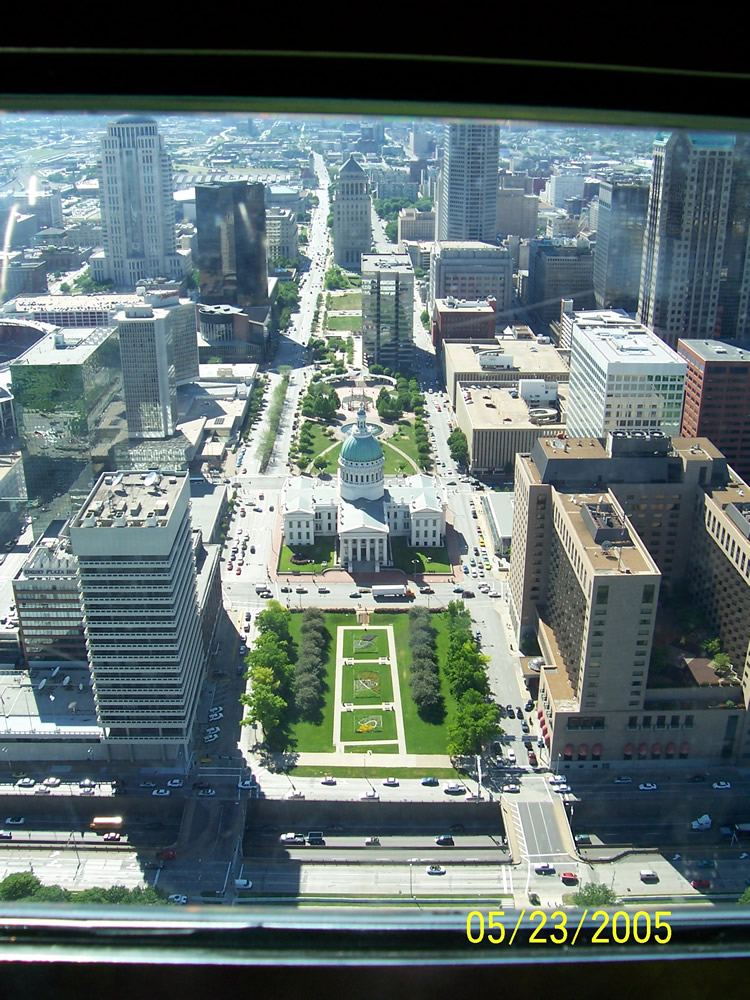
[
  {"left": 195, "top": 181, "right": 268, "bottom": 307},
  {"left": 526, "top": 237, "right": 595, "bottom": 327},
  {"left": 436, "top": 123, "right": 500, "bottom": 243},
  {"left": 566, "top": 311, "right": 686, "bottom": 438},
  {"left": 510, "top": 431, "right": 750, "bottom": 765},
  {"left": 361, "top": 254, "right": 414, "bottom": 370},
  {"left": 93, "top": 116, "right": 187, "bottom": 290},
  {"left": 593, "top": 180, "right": 649, "bottom": 311},
  {"left": 69, "top": 470, "right": 205, "bottom": 762},
  {"left": 638, "top": 132, "right": 750, "bottom": 347},
  {"left": 678, "top": 338, "right": 750, "bottom": 481},
  {"left": 333, "top": 156, "right": 371, "bottom": 270}
]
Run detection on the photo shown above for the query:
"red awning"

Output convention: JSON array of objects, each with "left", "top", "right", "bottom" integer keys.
[
  {"left": 638, "top": 743, "right": 648, "bottom": 754},
  {"left": 541, "top": 723, "right": 548, "bottom": 734},
  {"left": 592, "top": 743, "right": 602, "bottom": 755},
  {"left": 651, "top": 743, "right": 662, "bottom": 754},
  {"left": 624, "top": 743, "right": 634, "bottom": 754},
  {"left": 680, "top": 742, "right": 690, "bottom": 753},
  {"left": 578, "top": 744, "right": 589, "bottom": 756},
  {"left": 666, "top": 742, "right": 676, "bottom": 754},
  {"left": 544, "top": 735, "right": 550, "bottom": 746},
  {"left": 563, "top": 744, "right": 574, "bottom": 756},
  {"left": 537, "top": 709, "right": 544, "bottom": 719}
]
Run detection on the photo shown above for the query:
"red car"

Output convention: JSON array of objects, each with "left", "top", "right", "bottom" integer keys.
[
  {"left": 236, "top": 568, "right": 241, "bottom": 575},
  {"left": 528, "top": 750, "right": 538, "bottom": 766},
  {"left": 561, "top": 872, "right": 578, "bottom": 884},
  {"left": 691, "top": 879, "right": 711, "bottom": 889}
]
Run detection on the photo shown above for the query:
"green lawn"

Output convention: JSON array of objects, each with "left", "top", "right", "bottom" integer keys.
[
  {"left": 325, "top": 314, "right": 362, "bottom": 331},
  {"left": 341, "top": 661, "right": 394, "bottom": 703},
  {"left": 382, "top": 443, "right": 419, "bottom": 475},
  {"left": 295, "top": 421, "right": 340, "bottom": 472},
  {"left": 332, "top": 291, "right": 362, "bottom": 310},
  {"left": 342, "top": 627, "right": 389, "bottom": 659},
  {"left": 341, "top": 708, "right": 399, "bottom": 742},
  {"left": 278, "top": 538, "right": 336, "bottom": 574},
  {"left": 291, "top": 764, "right": 459, "bottom": 777},
  {"left": 284, "top": 612, "right": 351, "bottom": 753},
  {"left": 308, "top": 442, "right": 341, "bottom": 475},
  {"left": 390, "top": 537, "right": 452, "bottom": 575},
  {"left": 383, "top": 421, "right": 428, "bottom": 468},
  {"left": 378, "top": 613, "right": 460, "bottom": 754}
]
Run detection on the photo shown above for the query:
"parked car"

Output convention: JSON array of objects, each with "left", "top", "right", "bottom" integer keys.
[
  {"left": 712, "top": 781, "right": 731, "bottom": 790},
  {"left": 167, "top": 779, "right": 183, "bottom": 788},
  {"left": 614, "top": 776, "right": 632, "bottom": 784},
  {"left": 535, "top": 863, "right": 556, "bottom": 875},
  {"left": 320, "top": 776, "right": 336, "bottom": 785},
  {"left": 691, "top": 879, "right": 711, "bottom": 889},
  {"left": 383, "top": 777, "right": 399, "bottom": 787},
  {"left": 426, "top": 865, "right": 446, "bottom": 875},
  {"left": 421, "top": 777, "right": 439, "bottom": 787},
  {"left": 168, "top": 895, "right": 188, "bottom": 904},
  {"left": 435, "top": 835, "right": 454, "bottom": 846},
  {"left": 444, "top": 782, "right": 466, "bottom": 795},
  {"left": 639, "top": 783, "right": 658, "bottom": 791},
  {"left": 152, "top": 788, "right": 170, "bottom": 797}
]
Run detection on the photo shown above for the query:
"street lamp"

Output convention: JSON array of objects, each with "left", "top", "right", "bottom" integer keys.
[
  {"left": 555, "top": 753, "right": 562, "bottom": 776},
  {"left": 364, "top": 749, "right": 373, "bottom": 789}
]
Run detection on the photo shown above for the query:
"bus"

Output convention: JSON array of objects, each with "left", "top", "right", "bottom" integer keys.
[{"left": 90, "top": 816, "right": 123, "bottom": 831}]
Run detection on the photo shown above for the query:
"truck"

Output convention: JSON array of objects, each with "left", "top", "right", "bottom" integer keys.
[
  {"left": 372, "top": 585, "right": 413, "bottom": 600},
  {"left": 89, "top": 816, "right": 123, "bottom": 831}
]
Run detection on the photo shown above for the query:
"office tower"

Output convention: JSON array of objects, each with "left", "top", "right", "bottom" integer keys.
[
  {"left": 430, "top": 241, "right": 513, "bottom": 318},
  {"left": 332, "top": 156, "right": 371, "bottom": 269},
  {"left": 195, "top": 181, "right": 268, "bottom": 307},
  {"left": 361, "top": 254, "right": 414, "bottom": 370},
  {"left": 496, "top": 188, "right": 539, "bottom": 239},
  {"left": 265, "top": 207, "right": 298, "bottom": 265},
  {"left": 94, "top": 116, "right": 186, "bottom": 290},
  {"left": 436, "top": 123, "right": 500, "bottom": 243},
  {"left": 69, "top": 470, "right": 204, "bottom": 761},
  {"left": 397, "top": 208, "right": 436, "bottom": 246},
  {"left": 638, "top": 132, "right": 750, "bottom": 347},
  {"left": 10, "top": 326, "right": 125, "bottom": 511},
  {"left": 14, "top": 535, "right": 86, "bottom": 664},
  {"left": 431, "top": 296, "right": 496, "bottom": 351},
  {"left": 678, "top": 338, "right": 750, "bottom": 481},
  {"left": 543, "top": 169, "right": 585, "bottom": 209},
  {"left": 526, "top": 237, "right": 595, "bottom": 328},
  {"left": 510, "top": 431, "right": 750, "bottom": 764},
  {"left": 115, "top": 305, "right": 179, "bottom": 440},
  {"left": 593, "top": 180, "right": 649, "bottom": 311},
  {"left": 566, "top": 312, "right": 686, "bottom": 438}
]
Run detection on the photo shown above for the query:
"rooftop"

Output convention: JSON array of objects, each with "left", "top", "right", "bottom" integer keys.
[
  {"left": 572, "top": 321, "right": 685, "bottom": 368},
  {"left": 11, "top": 326, "right": 115, "bottom": 367},
  {"left": 73, "top": 471, "right": 187, "bottom": 530},
  {"left": 458, "top": 383, "right": 568, "bottom": 431},
  {"left": 361, "top": 253, "right": 413, "bottom": 273},
  {"left": 557, "top": 490, "right": 658, "bottom": 576},
  {"left": 678, "top": 339, "right": 750, "bottom": 364},
  {"left": 444, "top": 341, "right": 568, "bottom": 376}
]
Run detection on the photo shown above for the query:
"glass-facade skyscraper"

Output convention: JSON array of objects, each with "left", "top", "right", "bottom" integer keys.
[
  {"left": 361, "top": 254, "right": 414, "bottom": 371},
  {"left": 195, "top": 181, "right": 268, "bottom": 307}
]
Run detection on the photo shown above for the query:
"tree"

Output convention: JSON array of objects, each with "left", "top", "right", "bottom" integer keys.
[
  {"left": 447, "top": 428, "right": 469, "bottom": 465},
  {"left": 29, "top": 884, "right": 71, "bottom": 902},
  {"left": 446, "top": 689, "right": 499, "bottom": 756},
  {"left": 385, "top": 220, "right": 397, "bottom": 242},
  {"left": 313, "top": 456, "right": 328, "bottom": 471},
  {"left": 0, "top": 872, "right": 41, "bottom": 900},
  {"left": 738, "top": 886, "right": 750, "bottom": 905},
  {"left": 704, "top": 637, "right": 721, "bottom": 657},
  {"left": 420, "top": 309, "right": 430, "bottom": 329},
  {"left": 241, "top": 679, "right": 287, "bottom": 734},
  {"left": 254, "top": 601, "right": 292, "bottom": 644},
  {"left": 571, "top": 883, "right": 618, "bottom": 906}
]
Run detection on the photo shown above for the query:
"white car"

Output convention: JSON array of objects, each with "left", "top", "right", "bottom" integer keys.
[
  {"left": 361, "top": 789, "right": 379, "bottom": 800},
  {"left": 613, "top": 776, "right": 632, "bottom": 784},
  {"left": 42, "top": 777, "right": 61, "bottom": 787},
  {"left": 237, "top": 779, "right": 255, "bottom": 789},
  {"left": 549, "top": 774, "right": 567, "bottom": 785},
  {"left": 506, "top": 751, "right": 516, "bottom": 764},
  {"left": 198, "top": 788, "right": 216, "bottom": 797},
  {"left": 712, "top": 780, "right": 731, "bottom": 790},
  {"left": 34, "top": 786, "right": 50, "bottom": 795},
  {"left": 383, "top": 777, "right": 399, "bottom": 787},
  {"left": 152, "top": 788, "right": 170, "bottom": 797},
  {"left": 209, "top": 713, "right": 223, "bottom": 721},
  {"left": 285, "top": 789, "right": 305, "bottom": 800},
  {"left": 204, "top": 727, "right": 221, "bottom": 735},
  {"left": 444, "top": 782, "right": 466, "bottom": 795},
  {"left": 203, "top": 735, "right": 218, "bottom": 744},
  {"left": 140, "top": 781, "right": 156, "bottom": 788},
  {"left": 168, "top": 895, "right": 188, "bottom": 905},
  {"left": 638, "top": 783, "right": 658, "bottom": 791},
  {"left": 426, "top": 864, "right": 446, "bottom": 876},
  {"left": 553, "top": 784, "right": 571, "bottom": 793},
  {"left": 15, "top": 778, "right": 35, "bottom": 788},
  {"left": 167, "top": 779, "right": 183, "bottom": 788},
  {"left": 503, "top": 784, "right": 521, "bottom": 793}
]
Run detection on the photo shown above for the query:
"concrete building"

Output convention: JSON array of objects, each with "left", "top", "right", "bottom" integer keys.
[
  {"left": 266, "top": 206, "right": 298, "bottom": 264},
  {"left": 195, "top": 181, "right": 268, "bottom": 308},
  {"left": 115, "top": 305, "right": 178, "bottom": 440},
  {"left": 542, "top": 169, "right": 585, "bottom": 209},
  {"left": 454, "top": 380, "right": 568, "bottom": 474},
  {"left": 638, "top": 132, "right": 750, "bottom": 347},
  {"left": 678, "top": 338, "right": 750, "bottom": 481},
  {"left": 282, "top": 407, "right": 446, "bottom": 570},
  {"left": 92, "top": 115, "right": 188, "bottom": 289},
  {"left": 593, "top": 180, "right": 649, "bottom": 312},
  {"left": 496, "top": 187, "right": 539, "bottom": 239},
  {"left": 69, "top": 470, "right": 205, "bottom": 763},
  {"left": 333, "top": 155, "right": 371, "bottom": 270},
  {"left": 509, "top": 431, "right": 750, "bottom": 766},
  {"left": 430, "top": 241, "right": 513, "bottom": 318},
  {"left": 436, "top": 123, "right": 499, "bottom": 243},
  {"left": 442, "top": 340, "right": 570, "bottom": 407},
  {"left": 566, "top": 313, "right": 686, "bottom": 438},
  {"left": 397, "top": 207, "right": 436, "bottom": 247},
  {"left": 431, "top": 296, "right": 496, "bottom": 351},
  {"left": 526, "top": 237, "right": 595, "bottom": 328},
  {"left": 361, "top": 254, "right": 414, "bottom": 370}
]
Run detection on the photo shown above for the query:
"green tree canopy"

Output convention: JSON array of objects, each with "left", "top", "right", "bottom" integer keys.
[
  {"left": 446, "top": 689, "right": 500, "bottom": 756},
  {"left": 0, "top": 872, "right": 42, "bottom": 900},
  {"left": 571, "top": 883, "right": 618, "bottom": 906}
]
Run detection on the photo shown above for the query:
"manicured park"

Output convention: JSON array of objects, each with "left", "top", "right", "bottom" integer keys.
[{"left": 278, "top": 539, "right": 336, "bottom": 575}]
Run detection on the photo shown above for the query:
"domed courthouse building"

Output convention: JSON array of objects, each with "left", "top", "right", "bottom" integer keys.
[{"left": 281, "top": 409, "right": 448, "bottom": 571}]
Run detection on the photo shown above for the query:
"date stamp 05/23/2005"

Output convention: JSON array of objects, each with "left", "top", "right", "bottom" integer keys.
[{"left": 466, "top": 910, "right": 673, "bottom": 946}]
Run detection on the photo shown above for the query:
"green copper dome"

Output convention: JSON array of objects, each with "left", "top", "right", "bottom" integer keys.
[{"left": 340, "top": 408, "right": 384, "bottom": 464}]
